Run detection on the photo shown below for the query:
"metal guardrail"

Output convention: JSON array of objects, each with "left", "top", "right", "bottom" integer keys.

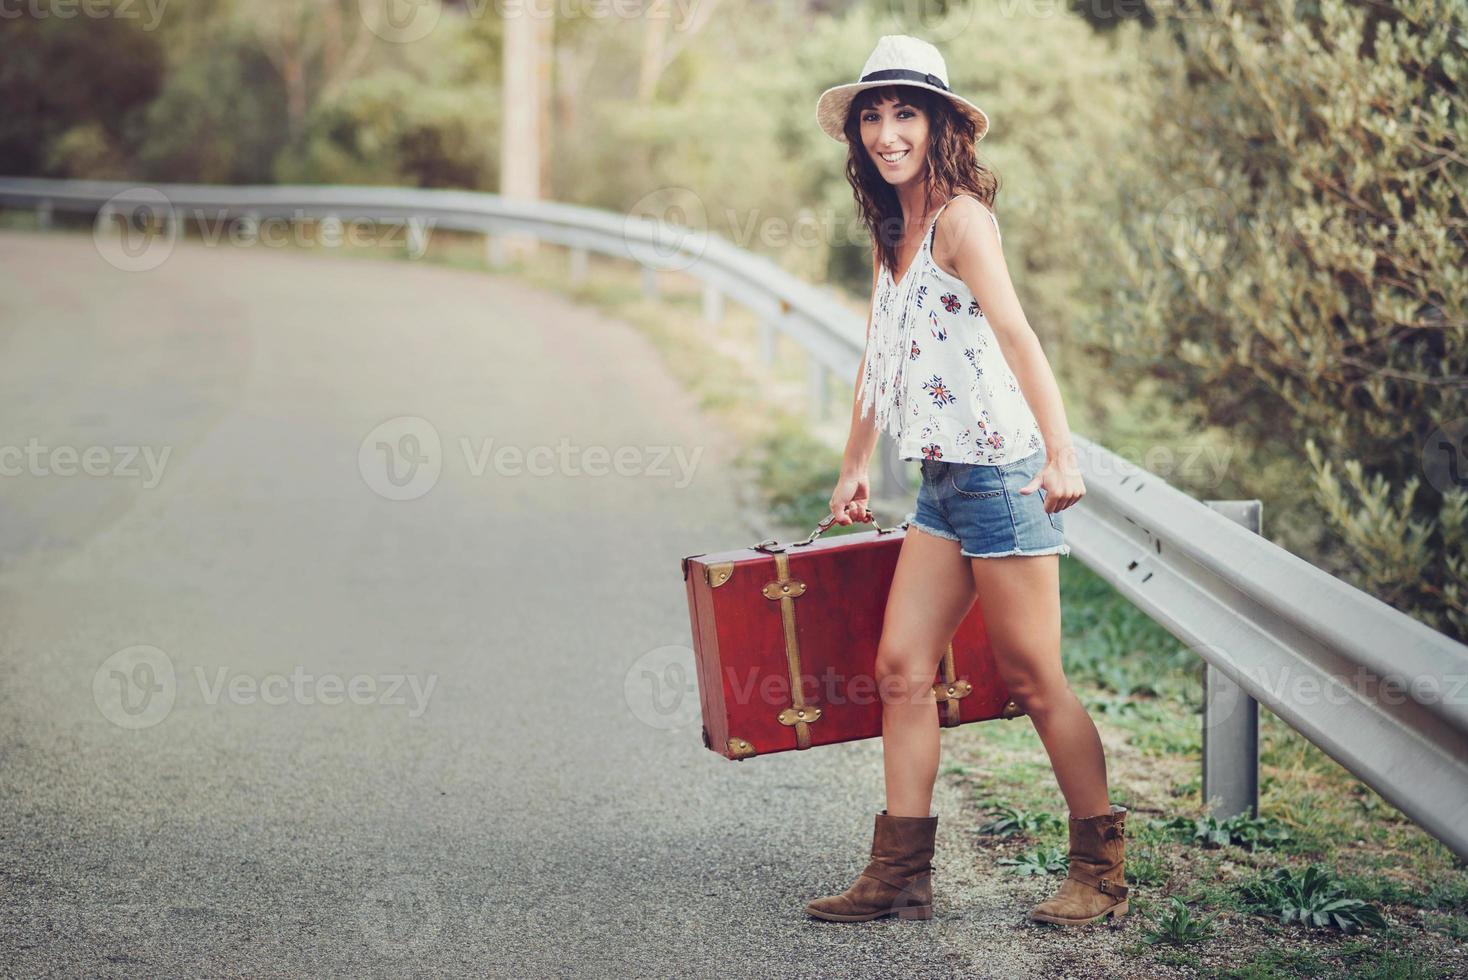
[
  {"left": 4, "top": 175, "right": 1466, "bottom": 860},
  {"left": 1070, "top": 439, "right": 1468, "bottom": 858}
]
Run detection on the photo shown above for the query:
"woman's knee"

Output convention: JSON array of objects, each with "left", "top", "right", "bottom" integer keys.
[
  {"left": 874, "top": 641, "right": 939, "bottom": 703},
  {"left": 999, "top": 668, "right": 1071, "bottom": 716}
]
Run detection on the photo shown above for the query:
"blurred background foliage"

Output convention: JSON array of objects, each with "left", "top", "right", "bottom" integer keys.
[{"left": 0, "top": 0, "right": 1462, "bottom": 639}]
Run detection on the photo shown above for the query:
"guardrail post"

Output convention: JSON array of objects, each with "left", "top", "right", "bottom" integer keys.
[
  {"left": 640, "top": 265, "right": 659, "bottom": 299},
  {"left": 406, "top": 219, "right": 430, "bottom": 258},
  {"left": 759, "top": 318, "right": 776, "bottom": 365},
  {"left": 485, "top": 233, "right": 506, "bottom": 269},
  {"left": 568, "top": 246, "right": 588, "bottom": 287},
  {"left": 807, "top": 360, "right": 829, "bottom": 420},
  {"left": 702, "top": 283, "right": 723, "bottom": 326},
  {"left": 94, "top": 201, "right": 116, "bottom": 237},
  {"left": 1201, "top": 499, "right": 1263, "bottom": 821},
  {"left": 36, "top": 199, "right": 52, "bottom": 231}
]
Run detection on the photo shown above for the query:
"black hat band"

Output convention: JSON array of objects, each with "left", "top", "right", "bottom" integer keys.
[{"left": 858, "top": 68, "right": 948, "bottom": 91}]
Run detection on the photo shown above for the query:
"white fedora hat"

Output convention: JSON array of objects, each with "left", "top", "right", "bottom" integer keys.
[{"left": 815, "top": 35, "right": 990, "bottom": 145}]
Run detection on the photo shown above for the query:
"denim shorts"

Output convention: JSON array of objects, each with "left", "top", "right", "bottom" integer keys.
[{"left": 906, "top": 449, "right": 1071, "bottom": 558}]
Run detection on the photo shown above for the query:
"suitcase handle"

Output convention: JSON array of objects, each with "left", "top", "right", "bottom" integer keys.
[{"left": 752, "top": 512, "right": 910, "bottom": 553}]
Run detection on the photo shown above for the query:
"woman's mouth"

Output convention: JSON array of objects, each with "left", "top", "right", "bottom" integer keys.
[{"left": 879, "top": 149, "right": 909, "bottom": 166}]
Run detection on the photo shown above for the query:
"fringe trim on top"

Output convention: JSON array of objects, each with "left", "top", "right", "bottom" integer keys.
[{"left": 857, "top": 251, "right": 924, "bottom": 441}]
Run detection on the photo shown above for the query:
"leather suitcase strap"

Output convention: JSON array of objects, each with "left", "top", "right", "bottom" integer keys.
[
  {"left": 765, "top": 551, "right": 820, "bottom": 749},
  {"left": 939, "top": 644, "right": 959, "bottom": 726}
]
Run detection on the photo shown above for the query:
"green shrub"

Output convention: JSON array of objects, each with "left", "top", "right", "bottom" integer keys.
[
  {"left": 1140, "top": 896, "right": 1222, "bottom": 945},
  {"left": 1079, "top": 0, "right": 1468, "bottom": 640},
  {"left": 998, "top": 845, "right": 1069, "bottom": 876},
  {"left": 1237, "top": 865, "right": 1389, "bottom": 933},
  {"left": 1154, "top": 813, "right": 1293, "bottom": 850},
  {"left": 975, "top": 804, "right": 1063, "bottom": 838}
]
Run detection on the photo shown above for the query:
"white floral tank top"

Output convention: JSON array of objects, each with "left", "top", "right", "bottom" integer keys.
[{"left": 856, "top": 195, "right": 1044, "bottom": 466}]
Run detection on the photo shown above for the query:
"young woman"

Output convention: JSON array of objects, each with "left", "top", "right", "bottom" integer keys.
[{"left": 803, "top": 35, "right": 1129, "bottom": 927}]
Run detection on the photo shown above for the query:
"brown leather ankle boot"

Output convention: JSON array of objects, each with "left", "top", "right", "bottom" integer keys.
[
  {"left": 1028, "top": 803, "right": 1129, "bottom": 926},
  {"left": 805, "top": 809, "right": 937, "bottom": 922}
]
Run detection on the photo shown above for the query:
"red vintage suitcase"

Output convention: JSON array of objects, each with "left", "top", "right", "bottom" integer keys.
[{"left": 681, "top": 515, "right": 1025, "bottom": 761}]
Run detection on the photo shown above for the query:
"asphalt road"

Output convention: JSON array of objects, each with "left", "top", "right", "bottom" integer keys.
[{"left": 0, "top": 230, "right": 1047, "bottom": 978}]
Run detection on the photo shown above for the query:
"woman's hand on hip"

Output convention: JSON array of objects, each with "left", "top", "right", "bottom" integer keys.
[{"left": 1018, "top": 453, "right": 1085, "bottom": 514}]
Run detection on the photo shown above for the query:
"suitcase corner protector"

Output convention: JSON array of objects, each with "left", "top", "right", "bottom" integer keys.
[{"left": 681, "top": 553, "right": 706, "bottom": 580}]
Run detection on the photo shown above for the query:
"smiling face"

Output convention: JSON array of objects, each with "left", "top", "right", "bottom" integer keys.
[{"left": 859, "top": 93, "right": 930, "bottom": 187}]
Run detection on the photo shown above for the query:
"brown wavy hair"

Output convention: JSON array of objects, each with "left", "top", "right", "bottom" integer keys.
[{"left": 841, "top": 84, "right": 1000, "bottom": 281}]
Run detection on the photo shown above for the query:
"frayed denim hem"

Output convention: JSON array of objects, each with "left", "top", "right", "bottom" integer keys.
[
  {"left": 961, "top": 543, "right": 1072, "bottom": 558},
  {"left": 908, "top": 520, "right": 962, "bottom": 543}
]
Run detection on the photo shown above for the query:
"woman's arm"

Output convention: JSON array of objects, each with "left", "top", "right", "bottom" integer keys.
[
  {"left": 840, "top": 248, "right": 883, "bottom": 476},
  {"left": 937, "top": 196, "right": 1085, "bottom": 511},
  {"left": 831, "top": 249, "right": 883, "bottom": 525}
]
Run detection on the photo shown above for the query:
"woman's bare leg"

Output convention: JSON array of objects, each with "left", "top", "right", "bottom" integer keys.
[
  {"left": 968, "top": 554, "right": 1110, "bottom": 817},
  {"left": 878, "top": 526, "right": 979, "bottom": 818}
]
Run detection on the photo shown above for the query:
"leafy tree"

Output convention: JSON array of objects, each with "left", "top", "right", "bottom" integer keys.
[
  {"left": 0, "top": 4, "right": 165, "bottom": 176},
  {"left": 229, "top": 0, "right": 380, "bottom": 140},
  {"left": 274, "top": 67, "right": 499, "bottom": 188},
  {"left": 133, "top": 25, "right": 290, "bottom": 185}
]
